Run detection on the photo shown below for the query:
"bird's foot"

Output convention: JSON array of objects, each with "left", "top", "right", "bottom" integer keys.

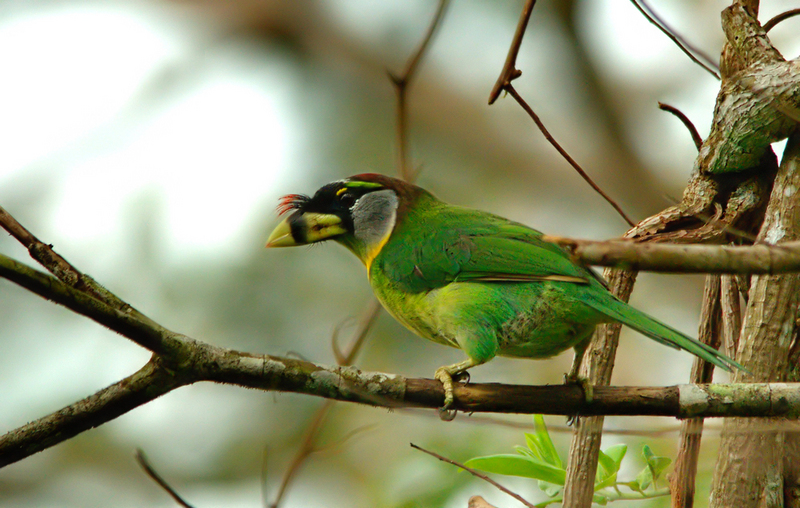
[
  {"left": 563, "top": 372, "right": 594, "bottom": 404},
  {"left": 563, "top": 373, "right": 593, "bottom": 425},
  {"left": 435, "top": 367, "right": 457, "bottom": 421}
]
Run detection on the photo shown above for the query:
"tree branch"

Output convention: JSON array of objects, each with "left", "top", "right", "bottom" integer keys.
[
  {"left": 630, "top": 0, "right": 720, "bottom": 79},
  {"left": 0, "top": 357, "right": 186, "bottom": 468},
  {"left": 544, "top": 236, "right": 800, "bottom": 274}
]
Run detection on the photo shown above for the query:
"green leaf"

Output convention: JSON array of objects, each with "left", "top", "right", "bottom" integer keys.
[
  {"left": 642, "top": 444, "right": 655, "bottom": 462},
  {"left": 466, "top": 455, "right": 566, "bottom": 485},
  {"left": 635, "top": 464, "right": 654, "bottom": 491},
  {"left": 594, "top": 443, "right": 627, "bottom": 489},
  {"left": 532, "top": 415, "right": 563, "bottom": 468},
  {"left": 515, "top": 445, "right": 537, "bottom": 459},
  {"left": 603, "top": 444, "right": 627, "bottom": 468},
  {"left": 524, "top": 434, "right": 546, "bottom": 462},
  {"left": 641, "top": 445, "right": 672, "bottom": 486},
  {"left": 538, "top": 480, "right": 563, "bottom": 497},
  {"left": 596, "top": 450, "right": 616, "bottom": 484}
]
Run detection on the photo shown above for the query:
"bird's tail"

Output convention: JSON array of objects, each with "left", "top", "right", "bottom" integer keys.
[{"left": 582, "top": 291, "right": 745, "bottom": 372}]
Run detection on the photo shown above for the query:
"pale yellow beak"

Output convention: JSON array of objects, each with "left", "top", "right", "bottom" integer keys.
[
  {"left": 266, "top": 218, "right": 296, "bottom": 247},
  {"left": 266, "top": 213, "right": 347, "bottom": 248}
]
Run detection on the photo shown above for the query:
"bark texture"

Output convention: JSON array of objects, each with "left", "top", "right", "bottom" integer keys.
[{"left": 710, "top": 134, "right": 800, "bottom": 507}]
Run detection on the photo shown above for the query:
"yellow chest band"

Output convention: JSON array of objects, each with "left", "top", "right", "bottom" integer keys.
[{"left": 365, "top": 232, "right": 392, "bottom": 275}]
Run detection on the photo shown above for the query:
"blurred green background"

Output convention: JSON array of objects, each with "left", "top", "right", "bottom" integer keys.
[{"left": 1, "top": 1, "right": 798, "bottom": 506}]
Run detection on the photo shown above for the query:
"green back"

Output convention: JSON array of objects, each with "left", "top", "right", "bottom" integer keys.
[{"left": 372, "top": 194, "right": 600, "bottom": 294}]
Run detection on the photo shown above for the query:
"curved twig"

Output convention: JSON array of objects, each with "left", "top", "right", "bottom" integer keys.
[
  {"left": 658, "top": 102, "right": 703, "bottom": 150},
  {"left": 390, "top": 0, "right": 449, "bottom": 181},
  {"left": 763, "top": 8, "right": 800, "bottom": 32},
  {"left": 488, "top": 0, "right": 536, "bottom": 105}
]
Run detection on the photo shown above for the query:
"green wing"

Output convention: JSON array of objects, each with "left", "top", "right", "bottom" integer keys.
[{"left": 381, "top": 204, "right": 597, "bottom": 293}]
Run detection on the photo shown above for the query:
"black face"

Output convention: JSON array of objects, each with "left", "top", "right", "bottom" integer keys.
[{"left": 277, "top": 180, "right": 385, "bottom": 240}]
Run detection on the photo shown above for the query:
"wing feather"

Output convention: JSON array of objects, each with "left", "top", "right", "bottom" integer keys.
[{"left": 380, "top": 204, "right": 598, "bottom": 293}]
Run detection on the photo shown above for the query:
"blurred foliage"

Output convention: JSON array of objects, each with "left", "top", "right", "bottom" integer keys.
[{"left": 3, "top": 0, "right": 798, "bottom": 507}]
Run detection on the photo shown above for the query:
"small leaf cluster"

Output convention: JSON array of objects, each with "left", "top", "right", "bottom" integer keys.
[{"left": 465, "top": 415, "right": 671, "bottom": 507}]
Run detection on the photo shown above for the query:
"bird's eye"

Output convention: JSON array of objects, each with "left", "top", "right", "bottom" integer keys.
[{"left": 339, "top": 192, "right": 356, "bottom": 208}]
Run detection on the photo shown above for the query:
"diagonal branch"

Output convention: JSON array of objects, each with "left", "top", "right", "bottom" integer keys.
[
  {"left": 630, "top": 0, "right": 720, "bottom": 79},
  {"left": 504, "top": 85, "right": 635, "bottom": 226},
  {"left": 0, "top": 357, "right": 186, "bottom": 468},
  {"left": 488, "top": 1, "right": 634, "bottom": 227},
  {"left": 0, "top": 254, "right": 184, "bottom": 355},
  {"left": 411, "top": 443, "right": 536, "bottom": 508},
  {"left": 487, "top": 0, "right": 535, "bottom": 105}
]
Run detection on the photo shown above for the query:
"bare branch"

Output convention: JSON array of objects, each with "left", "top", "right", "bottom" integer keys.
[
  {"left": 6, "top": 321, "right": 800, "bottom": 468},
  {"left": 0, "top": 254, "right": 184, "bottom": 355},
  {"left": 630, "top": 0, "right": 720, "bottom": 79},
  {"left": 0, "top": 205, "right": 131, "bottom": 311},
  {"left": 763, "top": 8, "right": 800, "bottom": 32},
  {"left": 136, "top": 449, "right": 195, "bottom": 508},
  {"left": 269, "top": 400, "right": 334, "bottom": 508},
  {"left": 670, "top": 276, "right": 722, "bottom": 508},
  {"left": 410, "top": 443, "right": 536, "bottom": 508},
  {"left": 487, "top": 0, "right": 536, "bottom": 105},
  {"left": 0, "top": 358, "right": 186, "bottom": 468},
  {"left": 544, "top": 236, "right": 800, "bottom": 274},
  {"left": 658, "top": 102, "right": 703, "bottom": 150},
  {"left": 504, "top": 85, "right": 635, "bottom": 227},
  {"left": 488, "top": 3, "right": 635, "bottom": 227},
  {"left": 390, "top": 0, "right": 449, "bottom": 181}
]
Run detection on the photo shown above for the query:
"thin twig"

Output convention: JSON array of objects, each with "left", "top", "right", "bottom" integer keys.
[
  {"left": 763, "top": 8, "right": 800, "bottom": 32},
  {"left": 658, "top": 102, "right": 703, "bottom": 150},
  {"left": 271, "top": 299, "right": 381, "bottom": 507},
  {"left": 341, "top": 299, "right": 383, "bottom": 365},
  {"left": 269, "top": 400, "right": 334, "bottom": 508},
  {"left": 135, "top": 449, "right": 195, "bottom": 508},
  {"left": 488, "top": 0, "right": 536, "bottom": 105},
  {"left": 487, "top": 1, "right": 634, "bottom": 226},
  {"left": 630, "top": 0, "right": 720, "bottom": 79},
  {"left": 505, "top": 85, "right": 635, "bottom": 226},
  {"left": 390, "top": 0, "right": 449, "bottom": 181},
  {"left": 410, "top": 443, "right": 536, "bottom": 508}
]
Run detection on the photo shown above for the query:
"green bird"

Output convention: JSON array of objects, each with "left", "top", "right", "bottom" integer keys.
[{"left": 267, "top": 174, "right": 741, "bottom": 411}]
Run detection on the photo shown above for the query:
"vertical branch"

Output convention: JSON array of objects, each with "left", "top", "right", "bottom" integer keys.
[
  {"left": 562, "top": 268, "right": 638, "bottom": 508},
  {"left": 390, "top": 0, "right": 449, "bottom": 181},
  {"left": 720, "top": 274, "right": 743, "bottom": 360},
  {"left": 670, "top": 275, "right": 722, "bottom": 508}
]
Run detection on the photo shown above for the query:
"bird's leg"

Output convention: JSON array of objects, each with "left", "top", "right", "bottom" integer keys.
[
  {"left": 565, "top": 337, "right": 594, "bottom": 404},
  {"left": 435, "top": 358, "right": 481, "bottom": 421}
]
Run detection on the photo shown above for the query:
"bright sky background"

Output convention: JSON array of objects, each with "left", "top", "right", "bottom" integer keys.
[{"left": 0, "top": 1, "right": 299, "bottom": 271}]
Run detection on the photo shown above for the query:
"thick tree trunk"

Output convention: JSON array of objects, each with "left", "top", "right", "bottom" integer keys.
[{"left": 710, "top": 134, "right": 800, "bottom": 507}]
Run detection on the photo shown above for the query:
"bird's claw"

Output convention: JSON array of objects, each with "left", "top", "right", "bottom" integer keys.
[
  {"left": 435, "top": 367, "right": 457, "bottom": 421},
  {"left": 563, "top": 373, "right": 594, "bottom": 425}
]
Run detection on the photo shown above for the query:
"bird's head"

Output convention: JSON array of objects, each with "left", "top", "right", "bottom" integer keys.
[{"left": 267, "top": 173, "right": 426, "bottom": 265}]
